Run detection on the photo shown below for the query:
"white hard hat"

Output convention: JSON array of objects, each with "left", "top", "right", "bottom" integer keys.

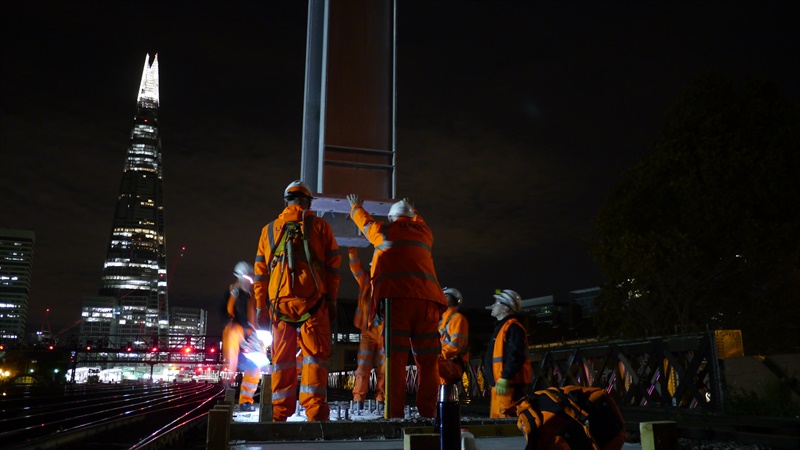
[
  {"left": 443, "top": 287, "right": 463, "bottom": 306},
  {"left": 284, "top": 180, "right": 313, "bottom": 199},
  {"left": 233, "top": 261, "right": 253, "bottom": 281},
  {"left": 388, "top": 200, "right": 414, "bottom": 219},
  {"left": 488, "top": 289, "right": 522, "bottom": 313}
]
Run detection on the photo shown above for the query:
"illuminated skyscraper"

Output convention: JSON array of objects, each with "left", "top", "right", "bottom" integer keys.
[
  {"left": 92, "top": 54, "right": 168, "bottom": 340},
  {"left": 0, "top": 229, "right": 35, "bottom": 345}
]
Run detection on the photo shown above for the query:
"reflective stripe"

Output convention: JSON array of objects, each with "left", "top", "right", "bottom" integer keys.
[
  {"left": 241, "top": 380, "right": 258, "bottom": 391},
  {"left": 255, "top": 255, "right": 266, "bottom": 262},
  {"left": 325, "top": 264, "right": 338, "bottom": 275},
  {"left": 272, "top": 360, "right": 296, "bottom": 372},
  {"left": 492, "top": 356, "right": 503, "bottom": 363},
  {"left": 326, "top": 249, "right": 339, "bottom": 258},
  {"left": 393, "top": 329, "right": 410, "bottom": 337},
  {"left": 253, "top": 274, "right": 265, "bottom": 281},
  {"left": 391, "top": 344, "right": 411, "bottom": 353},
  {"left": 362, "top": 222, "right": 372, "bottom": 235},
  {"left": 411, "top": 331, "right": 439, "bottom": 340},
  {"left": 376, "top": 239, "right": 432, "bottom": 253},
  {"left": 272, "top": 388, "right": 296, "bottom": 401},
  {"left": 302, "top": 356, "right": 329, "bottom": 368},
  {"left": 299, "top": 384, "right": 327, "bottom": 396},
  {"left": 267, "top": 221, "right": 276, "bottom": 248}
]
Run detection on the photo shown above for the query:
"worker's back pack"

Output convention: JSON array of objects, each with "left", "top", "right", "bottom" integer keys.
[
  {"left": 267, "top": 213, "right": 324, "bottom": 322},
  {"left": 509, "top": 386, "right": 626, "bottom": 450}
]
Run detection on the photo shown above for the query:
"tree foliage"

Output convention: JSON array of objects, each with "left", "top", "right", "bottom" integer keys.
[{"left": 591, "top": 72, "right": 800, "bottom": 353}]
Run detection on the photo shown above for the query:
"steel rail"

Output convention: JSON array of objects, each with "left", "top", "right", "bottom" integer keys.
[
  {"left": 2, "top": 383, "right": 221, "bottom": 449},
  {"left": 130, "top": 387, "right": 223, "bottom": 449}
]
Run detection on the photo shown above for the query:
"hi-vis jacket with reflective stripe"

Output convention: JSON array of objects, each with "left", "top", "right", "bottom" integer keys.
[
  {"left": 490, "top": 316, "right": 532, "bottom": 386},
  {"left": 439, "top": 307, "right": 469, "bottom": 364},
  {"left": 253, "top": 205, "right": 341, "bottom": 312},
  {"left": 349, "top": 202, "right": 446, "bottom": 321}
]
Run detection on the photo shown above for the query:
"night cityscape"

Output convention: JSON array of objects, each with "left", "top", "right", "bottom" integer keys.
[{"left": 1, "top": 1, "right": 798, "bottom": 448}]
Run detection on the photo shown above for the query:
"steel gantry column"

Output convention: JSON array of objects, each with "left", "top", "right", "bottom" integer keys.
[{"left": 301, "top": 0, "right": 397, "bottom": 247}]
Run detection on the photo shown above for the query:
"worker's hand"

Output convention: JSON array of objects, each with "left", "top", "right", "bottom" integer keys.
[
  {"left": 495, "top": 378, "right": 509, "bottom": 395},
  {"left": 347, "top": 194, "right": 361, "bottom": 207},
  {"left": 403, "top": 197, "right": 414, "bottom": 209}
]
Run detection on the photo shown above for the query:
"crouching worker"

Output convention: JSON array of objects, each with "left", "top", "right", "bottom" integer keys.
[{"left": 222, "top": 261, "right": 266, "bottom": 411}]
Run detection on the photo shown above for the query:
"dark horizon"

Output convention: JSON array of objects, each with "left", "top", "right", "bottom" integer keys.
[{"left": 2, "top": 0, "right": 798, "bottom": 338}]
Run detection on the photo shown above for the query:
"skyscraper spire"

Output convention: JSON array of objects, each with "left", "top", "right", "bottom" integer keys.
[
  {"left": 89, "top": 53, "right": 168, "bottom": 342},
  {"left": 137, "top": 53, "right": 159, "bottom": 105}
]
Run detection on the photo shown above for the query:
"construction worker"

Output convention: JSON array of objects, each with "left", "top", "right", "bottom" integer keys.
[
  {"left": 438, "top": 287, "right": 469, "bottom": 386},
  {"left": 346, "top": 194, "right": 446, "bottom": 419},
  {"left": 348, "top": 247, "right": 385, "bottom": 411},
  {"left": 484, "top": 289, "right": 533, "bottom": 418},
  {"left": 254, "top": 180, "right": 341, "bottom": 422},
  {"left": 222, "top": 261, "right": 265, "bottom": 412}
]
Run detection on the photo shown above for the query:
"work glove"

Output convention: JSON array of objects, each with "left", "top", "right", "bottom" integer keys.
[
  {"left": 495, "top": 378, "right": 509, "bottom": 395},
  {"left": 347, "top": 193, "right": 361, "bottom": 207},
  {"left": 403, "top": 197, "right": 414, "bottom": 209}
]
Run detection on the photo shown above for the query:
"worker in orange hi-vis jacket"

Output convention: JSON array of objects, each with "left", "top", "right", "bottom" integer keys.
[
  {"left": 253, "top": 180, "right": 341, "bottom": 422},
  {"left": 222, "top": 261, "right": 266, "bottom": 412},
  {"left": 347, "top": 194, "right": 447, "bottom": 419},
  {"left": 348, "top": 247, "right": 386, "bottom": 412},
  {"left": 438, "top": 287, "right": 470, "bottom": 386}
]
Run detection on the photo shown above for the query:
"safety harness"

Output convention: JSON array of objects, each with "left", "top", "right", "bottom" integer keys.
[{"left": 267, "top": 209, "right": 323, "bottom": 324}]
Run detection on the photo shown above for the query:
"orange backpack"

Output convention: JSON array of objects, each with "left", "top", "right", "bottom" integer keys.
[{"left": 509, "top": 386, "right": 626, "bottom": 450}]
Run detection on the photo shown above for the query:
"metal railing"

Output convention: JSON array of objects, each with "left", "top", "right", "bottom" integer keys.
[{"left": 329, "top": 332, "right": 724, "bottom": 411}]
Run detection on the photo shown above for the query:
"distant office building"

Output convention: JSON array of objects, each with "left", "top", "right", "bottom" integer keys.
[
  {"left": 569, "top": 287, "right": 602, "bottom": 318},
  {"left": 169, "top": 307, "right": 207, "bottom": 343},
  {"left": 521, "top": 294, "right": 565, "bottom": 325},
  {"left": 91, "top": 54, "right": 169, "bottom": 340},
  {"left": 79, "top": 295, "right": 119, "bottom": 346},
  {"left": 168, "top": 307, "right": 207, "bottom": 363},
  {"left": 0, "top": 229, "right": 35, "bottom": 345}
]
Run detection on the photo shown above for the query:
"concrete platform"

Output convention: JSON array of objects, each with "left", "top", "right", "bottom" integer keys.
[
  {"left": 224, "top": 398, "right": 642, "bottom": 450},
  {"left": 230, "top": 437, "right": 643, "bottom": 449}
]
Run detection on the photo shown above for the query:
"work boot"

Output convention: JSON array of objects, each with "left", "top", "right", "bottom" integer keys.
[
  {"left": 355, "top": 401, "right": 364, "bottom": 411},
  {"left": 377, "top": 401, "right": 384, "bottom": 414},
  {"left": 240, "top": 402, "right": 253, "bottom": 412}
]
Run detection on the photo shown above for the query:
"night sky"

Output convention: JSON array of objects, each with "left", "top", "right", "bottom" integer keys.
[{"left": 2, "top": 1, "right": 798, "bottom": 336}]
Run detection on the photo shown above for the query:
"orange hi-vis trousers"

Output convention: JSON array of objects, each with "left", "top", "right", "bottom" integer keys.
[
  {"left": 353, "top": 326, "right": 385, "bottom": 403},
  {"left": 270, "top": 301, "right": 331, "bottom": 422},
  {"left": 222, "top": 322, "right": 261, "bottom": 405},
  {"left": 386, "top": 298, "right": 441, "bottom": 419}
]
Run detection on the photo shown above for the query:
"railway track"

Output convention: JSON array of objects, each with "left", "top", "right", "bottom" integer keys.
[
  {"left": 0, "top": 382, "right": 224, "bottom": 450},
  {"left": 2, "top": 384, "right": 796, "bottom": 449}
]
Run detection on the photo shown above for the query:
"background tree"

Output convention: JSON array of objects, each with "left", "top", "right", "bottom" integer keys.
[{"left": 591, "top": 71, "right": 800, "bottom": 354}]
